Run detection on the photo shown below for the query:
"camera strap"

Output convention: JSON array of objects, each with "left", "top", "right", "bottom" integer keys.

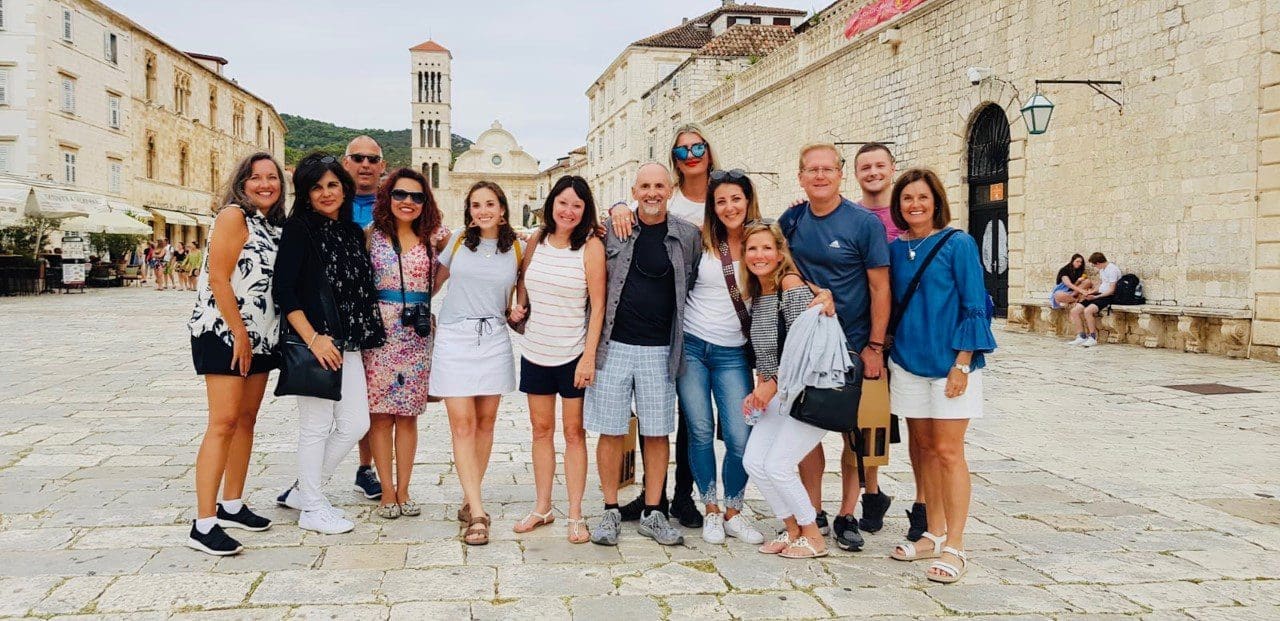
[{"left": 391, "top": 233, "right": 408, "bottom": 315}]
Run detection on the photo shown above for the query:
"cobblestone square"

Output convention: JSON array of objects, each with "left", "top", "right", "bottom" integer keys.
[{"left": 1, "top": 288, "right": 1278, "bottom": 619}]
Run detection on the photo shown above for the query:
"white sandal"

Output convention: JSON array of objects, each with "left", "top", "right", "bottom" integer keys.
[
  {"left": 927, "top": 547, "right": 968, "bottom": 584},
  {"left": 779, "top": 536, "right": 829, "bottom": 559},
  {"left": 512, "top": 508, "right": 555, "bottom": 533},
  {"left": 890, "top": 531, "right": 945, "bottom": 561}
]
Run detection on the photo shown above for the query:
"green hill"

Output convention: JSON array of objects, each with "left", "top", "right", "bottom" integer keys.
[{"left": 282, "top": 113, "right": 472, "bottom": 169}]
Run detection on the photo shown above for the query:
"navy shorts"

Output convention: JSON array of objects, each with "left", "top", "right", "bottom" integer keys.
[{"left": 519, "top": 356, "right": 585, "bottom": 399}]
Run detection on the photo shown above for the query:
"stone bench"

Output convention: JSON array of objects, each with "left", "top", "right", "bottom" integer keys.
[{"left": 1008, "top": 299, "right": 1251, "bottom": 358}]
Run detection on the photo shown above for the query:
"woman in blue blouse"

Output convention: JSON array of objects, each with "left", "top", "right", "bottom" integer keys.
[{"left": 884, "top": 168, "right": 996, "bottom": 585}]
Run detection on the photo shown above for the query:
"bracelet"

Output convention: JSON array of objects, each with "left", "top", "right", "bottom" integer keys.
[{"left": 308, "top": 333, "right": 321, "bottom": 349}]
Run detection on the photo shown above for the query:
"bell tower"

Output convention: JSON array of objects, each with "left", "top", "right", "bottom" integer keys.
[{"left": 409, "top": 40, "right": 451, "bottom": 194}]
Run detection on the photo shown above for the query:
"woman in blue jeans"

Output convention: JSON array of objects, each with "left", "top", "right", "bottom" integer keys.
[{"left": 675, "top": 169, "right": 766, "bottom": 545}]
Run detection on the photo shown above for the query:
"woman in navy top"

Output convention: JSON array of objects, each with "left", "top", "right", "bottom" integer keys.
[{"left": 884, "top": 168, "right": 995, "bottom": 585}]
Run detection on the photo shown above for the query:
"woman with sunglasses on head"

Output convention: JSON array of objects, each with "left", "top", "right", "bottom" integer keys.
[
  {"left": 361, "top": 168, "right": 441, "bottom": 521},
  {"left": 430, "top": 181, "right": 524, "bottom": 545},
  {"left": 673, "top": 168, "right": 768, "bottom": 546},
  {"left": 186, "top": 152, "right": 286, "bottom": 556},
  {"left": 273, "top": 153, "right": 385, "bottom": 535},
  {"left": 512, "top": 175, "right": 606, "bottom": 544}
]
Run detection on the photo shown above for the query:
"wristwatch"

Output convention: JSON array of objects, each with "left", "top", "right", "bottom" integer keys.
[{"left": 953, "top": 363, "right": 971, "bottom": 374}]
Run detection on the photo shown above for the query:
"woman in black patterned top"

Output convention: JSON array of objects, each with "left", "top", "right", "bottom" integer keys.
[{"left": 273, "top": 153, "right": 385, "bottom": 536}]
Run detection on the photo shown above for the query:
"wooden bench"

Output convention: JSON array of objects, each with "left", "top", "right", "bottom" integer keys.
[{"left": 1009, "top": 299, "right": 1252, "bottom": 358}]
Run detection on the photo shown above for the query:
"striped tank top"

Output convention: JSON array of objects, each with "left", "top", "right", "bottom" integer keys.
[{"left": 522, "top": 239, "right": 588, "bottom": 366}]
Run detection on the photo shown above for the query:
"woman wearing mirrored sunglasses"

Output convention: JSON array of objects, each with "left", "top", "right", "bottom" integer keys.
[
  {"left": 674, "top": 169, "right": 768, "bottom": 546},
  {"left": 361, "top": 168, "right": 442, "bottom": 521}
]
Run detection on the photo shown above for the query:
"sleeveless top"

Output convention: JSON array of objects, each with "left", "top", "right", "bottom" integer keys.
[
  {"left": 369, "top": 228, "right": 434, "bottom": 298},
  {"left": 522, "top": 239, "right": 588, "bottom": 366},
  {"left": 187, "top": 207, "right": 282, "bottom": 354}
]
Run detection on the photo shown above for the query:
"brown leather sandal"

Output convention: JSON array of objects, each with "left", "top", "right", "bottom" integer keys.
[
  {"left": 457, "top": 503, "right": 471, "bottom": 523},
  {"left": 464, "top": 515, "right": 490, "bottom": 546}
]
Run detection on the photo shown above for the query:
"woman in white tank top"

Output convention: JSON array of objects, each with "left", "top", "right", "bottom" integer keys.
[{"left": 511, "top": 176, "right": 606, "bottom": 544}]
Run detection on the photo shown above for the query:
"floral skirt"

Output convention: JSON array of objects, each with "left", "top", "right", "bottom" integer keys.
[{"left": 363, "top": 302, "right": 433, "bottom": 416}]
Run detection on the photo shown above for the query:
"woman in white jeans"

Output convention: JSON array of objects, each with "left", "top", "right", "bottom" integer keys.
[
  {"left": 739, "top": 222, "right": 830, "bottom": 559},
  {"left": 273, "top": 154, "right": 387, "bottom": 535}
]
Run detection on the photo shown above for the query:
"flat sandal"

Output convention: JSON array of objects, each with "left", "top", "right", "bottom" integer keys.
[
  {"left": 399, "top": 500, "right": 421, "bottom": 517},
  {"left": 513, "top": 508, "right": 555, "bottom": 533},
  {"left": 464, "top": 515, "right": 491, "bottom": 546}
]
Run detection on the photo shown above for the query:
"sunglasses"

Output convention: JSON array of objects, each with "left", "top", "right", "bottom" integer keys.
[
  {"left": 346, "top": 153, "right": 382, "bottom": 164},
  {"left": 746, "top": 218, "right": 777, "bottom": 227},
  {"left": 709, "top": 168, "right": 747, "bottom": 182},
  {"left": 302, "top": 155, "right": 337, "bottom": 166},
  {"left": 390, "top": 189, "right": 426, "bottom": 205},
  {"left": 672, "top": 142, "right": 708, "bottom": 161}
]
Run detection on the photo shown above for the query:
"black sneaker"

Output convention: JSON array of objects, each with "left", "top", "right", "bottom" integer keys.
[
  {"left": 670, "top": 495, "right": 703, "bottom": 529},
  {"left": 619, "top": 493, "right": 646, "bottom": 522},
  {"left": 857, "top": 491, "right": 892, "bottom": 533},
  {"left": 217, "top": 503, "right": 272, "bottom": 532},
  {"left": 354, "top": 466, "right": 382, "bottom": 500},
  {"left": 187, "top": 521, "right": 243, "bottom": 556},
  {"left": 906, "top": 502, "right": 928, "bottom": 542},
  {"left": 833, "top": 513, "right": 864, "bottom": 551},
  {"left": 815, "top": 510, "right": 830, "bottom": 536}
]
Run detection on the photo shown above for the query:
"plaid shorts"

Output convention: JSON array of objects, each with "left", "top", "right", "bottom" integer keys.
[{"left": 584, "top": 341, "right": 676, "bottom": 436}]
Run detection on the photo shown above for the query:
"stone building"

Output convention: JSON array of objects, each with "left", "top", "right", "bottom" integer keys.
[
  {"left": 586, "top": 0, "right": 1280, "bottom": 361},
  {"left": 585, "top": 1, "right": 806, "bottom": 206},
  {"left": 0, "top": 0, "right": 284, "bottom": 245},
  {"left": 409, "top": 39, "right": 452, "bottom": 199},
  {"left": 439, "top": 121, "right": 540, "bottom": 230}
]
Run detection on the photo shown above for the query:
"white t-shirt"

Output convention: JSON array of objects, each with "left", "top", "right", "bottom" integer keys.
[
  {"left": 626, "top": 189, "right": 705, "bottom": 229},
  {"left": 683, "top": 251, "right": 748, "bottom": 347},
  {"left": 1097, "top": 263, "right": 1122, "bottom": 296},
  {"left": 437, "top": 230, "right": 522, "bottom": 324}
]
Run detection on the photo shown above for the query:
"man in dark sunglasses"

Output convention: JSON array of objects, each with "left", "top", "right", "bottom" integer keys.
[
  {"left": 341, "top": 135, "right": 386, "bottom": 501},
  {"left": 343, "top": 135, "right": 387, "bottom": 231}
]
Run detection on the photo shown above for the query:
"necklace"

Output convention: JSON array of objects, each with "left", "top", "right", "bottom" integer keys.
[{"left": 906, "top": 229, "right": 940, "bottom": 261}]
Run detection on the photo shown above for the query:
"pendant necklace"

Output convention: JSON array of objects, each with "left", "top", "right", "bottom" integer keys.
[{"left": 907, "top": 229, "right": 939, "bottom": 261}]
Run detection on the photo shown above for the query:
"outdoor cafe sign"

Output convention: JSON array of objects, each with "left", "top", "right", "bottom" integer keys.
[{"left": 844, "top": 0, "right": 927, "bottom": 38}]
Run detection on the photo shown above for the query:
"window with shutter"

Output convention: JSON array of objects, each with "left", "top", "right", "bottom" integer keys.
[
  {"left": 0, "top": 69, "right": 9, "bottom": 105},
  {"left": 61, "top": 8, "right": 72, "bottom": 41},
  {"left": 61, "top": 76, "right": 75, "bottom": 114},
  {"left": 0, "top": 143, "right": 12, "bottom": 173},
  {"left": 108, "top": 94, "right": 120, "bottom": 128}
]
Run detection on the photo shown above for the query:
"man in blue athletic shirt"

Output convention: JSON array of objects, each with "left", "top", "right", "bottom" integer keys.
[
  {"left": 343, "top": 135, "right": 385, "bottom": 499},
  {"left": 343, "top": 135, "right": 386, "bottom": 230},
  {"left": 777, "top": 142, "right": 890, "bottom": 554}
]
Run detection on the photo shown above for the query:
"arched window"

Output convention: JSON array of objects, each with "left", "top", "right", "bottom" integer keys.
[
  {"left": 420, "top": 120, "right": 427, "bottom": 147},
  {"left": 178, "top": 143, "right": 189, "bottom": 186},
  {"left": 145, "top": 134, "right": 156, "bottom": 179},
  {"left": 431, "top": 163, "right": 439, "bottom": 189}
]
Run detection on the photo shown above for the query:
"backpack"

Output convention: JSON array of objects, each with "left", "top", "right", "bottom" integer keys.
[{"left": 1112, "top": 273, "right": 1145, "bottom": 305}]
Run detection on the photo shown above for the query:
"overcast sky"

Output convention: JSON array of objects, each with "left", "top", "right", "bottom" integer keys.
[{"left": 107, "top": 1, "right": 819, "bottom": 166}]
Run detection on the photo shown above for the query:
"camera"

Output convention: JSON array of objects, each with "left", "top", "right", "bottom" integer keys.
[
  {"left": 401, "top": 303, "right": 432, "bottom": 338},
  {"left": 966, "top": 67, "right": 993, "bottom": 86}
]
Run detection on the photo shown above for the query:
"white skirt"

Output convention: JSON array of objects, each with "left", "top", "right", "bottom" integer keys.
[{"left": 429, "top": 317, "right": 517, "bottom": 397}]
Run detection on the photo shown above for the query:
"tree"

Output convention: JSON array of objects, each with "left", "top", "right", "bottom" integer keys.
[
  {"left": 0, "top": 216, "right": 61, "bottom": 258},
  {"left": 88, "top": 232, "right": 148, "bottom": 264}
]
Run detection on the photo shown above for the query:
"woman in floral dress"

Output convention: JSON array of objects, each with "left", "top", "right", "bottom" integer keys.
[{"left": 363, "top": 167, "right": 442, "bottom": 519}]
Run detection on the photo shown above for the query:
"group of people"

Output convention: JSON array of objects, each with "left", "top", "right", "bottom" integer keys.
[
  {"left": 139, "top": 239, "right": 204, "bottom": 290},
  {"left": 1050, "top": 252, "right": 1122, "bottom": 347},
  {"left": 184, "top": 126, "right": 995, "bottom": 585}
]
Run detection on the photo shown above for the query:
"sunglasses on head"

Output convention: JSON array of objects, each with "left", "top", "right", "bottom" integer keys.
[
  {"left": 709, "top": 168, "right": 747, "bottom": 182},
  {"left": 302, "top": 155, "right": 337, "bottom": 166},
  {"left": 672, "top": 142, "right": 708, "bottom": 161},
  {"left": 746, "top": 217, "right": 777, "bottom": 227},
  {"left": 389, "top": 189, "right": 426, "bottom": 205},
  {"left": 346, "top": 153, "right": 382, "bottom": 164}
]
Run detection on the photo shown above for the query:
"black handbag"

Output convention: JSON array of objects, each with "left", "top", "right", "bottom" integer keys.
[
  {"left": 772, "top": 288, "right": 864, "bottom": 434},
  {"left": 275, "top": 223, "right": 344, "bottom": 401}
]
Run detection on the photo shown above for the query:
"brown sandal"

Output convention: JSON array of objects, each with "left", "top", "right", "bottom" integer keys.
[
  {"left": 457, "top": 503, "right": 471, "bottom": 523},
  {"left": 464, "top": 515, "right": 490, "bottom": 546}
]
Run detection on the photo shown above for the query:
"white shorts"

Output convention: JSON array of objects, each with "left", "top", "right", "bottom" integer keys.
[{"left": 888, "top": 359, "right": 984, "bottom": 420}]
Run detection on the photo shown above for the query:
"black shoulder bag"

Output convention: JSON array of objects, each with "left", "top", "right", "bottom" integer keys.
[{"left": 275, "top": 223, "right": 344, "bottom": 401}]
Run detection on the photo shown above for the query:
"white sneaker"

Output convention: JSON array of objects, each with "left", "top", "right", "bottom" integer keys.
[
  {"left": 702, "top": 512, "right": 726, "bottom": 544},
  {"left": 1082, "top": 336, "right": 1098, "bottom": 348},
  {"left": 299, "top": 508, "right": 354, "bottom": 534},
  {"left": 1067, "top": 335, "right": 1087, "bottom": 346},
  {"left": 724, "top": 513, "right": 765, "bottom": 544}
]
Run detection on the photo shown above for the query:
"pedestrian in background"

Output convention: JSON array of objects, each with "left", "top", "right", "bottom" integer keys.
[
  {"left": 273, "top": 153, "right": 386, "bottom": 536},
  {"left": 362, "top": 168, "right": 440, "bottom": 522},
  {"left": 885, "top": 168, "right": 995, "bottom": 585},
  {"left": 185, "top": 152, "right": 286, "bottom": 556}
]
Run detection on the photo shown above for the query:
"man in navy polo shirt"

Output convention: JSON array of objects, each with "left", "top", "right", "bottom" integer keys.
[{"left": 777, "top": 142, "right": 890, "bottom": 553}]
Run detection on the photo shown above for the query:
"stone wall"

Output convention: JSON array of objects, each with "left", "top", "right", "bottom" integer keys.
[{"left": 674, "top": 0, "right": 1274, "bottom": 358}]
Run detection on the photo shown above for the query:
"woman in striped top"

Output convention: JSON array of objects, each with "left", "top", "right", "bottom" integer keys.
[{"left": 511, "top": 175, "right": 606, "bottom": 543}]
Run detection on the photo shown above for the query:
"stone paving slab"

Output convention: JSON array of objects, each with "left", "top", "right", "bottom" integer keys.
[{"left": 3, "top": 288, "right": 1280, "bottom": 619}]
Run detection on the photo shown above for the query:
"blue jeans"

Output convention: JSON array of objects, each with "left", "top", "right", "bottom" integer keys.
[{"left": 676, "top": 332, "right": 753, "bottom": 510}]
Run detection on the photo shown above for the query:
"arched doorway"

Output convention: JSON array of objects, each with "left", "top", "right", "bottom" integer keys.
[{"left": 967, "top": 104, "right": 1010, "bottom": 316}]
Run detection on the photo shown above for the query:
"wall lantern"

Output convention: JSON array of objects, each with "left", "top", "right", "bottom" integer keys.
[{"left": 1021, "top": 79, "right": 1122, "bottom": 136}]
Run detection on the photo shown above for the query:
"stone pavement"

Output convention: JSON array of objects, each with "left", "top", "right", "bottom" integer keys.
[{"left": 1, "top": 287, "right": 1279, "bottom": 620}]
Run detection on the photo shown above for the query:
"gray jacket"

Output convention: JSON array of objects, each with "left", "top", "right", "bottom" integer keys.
[
  {"left": 776, "top": 306, "right": 854, "bottom": 415},
  {"left": 595, "top": 214, "right": 701, "bottom": 380}
]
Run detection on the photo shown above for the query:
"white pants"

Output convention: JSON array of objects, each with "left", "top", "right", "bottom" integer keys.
[
  {"left": 295, "top": 351, "right": 370, "bottom": 512},
  {"left": 742, "top": 398, "right": 827, "bottom": 526}
]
